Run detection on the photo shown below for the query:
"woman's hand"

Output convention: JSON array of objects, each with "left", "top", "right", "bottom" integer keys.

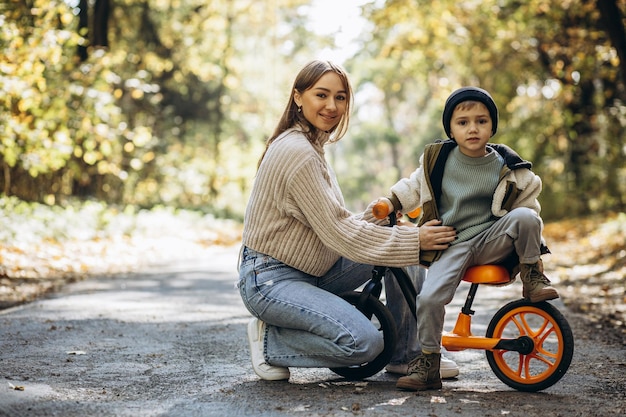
[{"left": 418, "top": 219, "right": 456, "bottom": 250}]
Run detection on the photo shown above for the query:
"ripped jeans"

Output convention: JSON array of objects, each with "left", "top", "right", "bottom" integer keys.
[{"left": 238, "top": 247, "right": 422, "bottom": 368}]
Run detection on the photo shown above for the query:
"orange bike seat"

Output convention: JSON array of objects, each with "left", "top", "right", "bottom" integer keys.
[{"left": 462, "top": 265, "right": 511, "bottom": 284}]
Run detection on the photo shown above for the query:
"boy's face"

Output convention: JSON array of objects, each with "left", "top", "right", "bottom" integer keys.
[{"left": 449, "top": 101, "right": 493, "bottom": 157}]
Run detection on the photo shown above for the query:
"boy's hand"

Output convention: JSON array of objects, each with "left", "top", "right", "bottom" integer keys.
[
  {"left": 418, "top": 219, "right": 456, "bottom": 250},
  {"left": 396, "top": 215, "right": 415, "bottom": 227}
]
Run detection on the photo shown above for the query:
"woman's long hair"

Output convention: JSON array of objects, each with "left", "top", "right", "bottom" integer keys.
[{"left": 258, "top": 60, "right": 353, "bottom": 167}]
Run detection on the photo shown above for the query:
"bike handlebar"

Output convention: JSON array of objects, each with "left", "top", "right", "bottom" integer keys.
[
  {"left": 407, "top": 207, "right": 422, "bottom": 219},
  {"left": 372, "top": 200, "right": 422, "bottom": 220},
  {"left": 372, "top": 201, "right": 391, "bottom": 219}
]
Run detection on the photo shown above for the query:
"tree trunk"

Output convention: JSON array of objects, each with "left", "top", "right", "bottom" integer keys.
[{"left": 597, "top": 0, "right": 626, "bottom": 88}]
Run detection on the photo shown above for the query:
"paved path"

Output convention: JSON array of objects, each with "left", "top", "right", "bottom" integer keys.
[{"left": 1, "top": 245, "right": 624, "bottom": 417}]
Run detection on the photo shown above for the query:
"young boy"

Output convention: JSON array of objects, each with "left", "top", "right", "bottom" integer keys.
[{"left": 379, "top": 87, "right": 559, "bottom": 391}]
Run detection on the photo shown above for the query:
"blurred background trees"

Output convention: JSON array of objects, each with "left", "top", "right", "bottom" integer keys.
[{"left": 1, "top": 0, "right": 625, "bottom": 220}]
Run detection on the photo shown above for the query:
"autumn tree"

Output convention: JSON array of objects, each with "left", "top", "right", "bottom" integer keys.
[
  {"left": 0, "top": 0, "right": 316, "bottom": 217},
  {"left": 343, "top": 0, "right": 625, "bottom": 218}
]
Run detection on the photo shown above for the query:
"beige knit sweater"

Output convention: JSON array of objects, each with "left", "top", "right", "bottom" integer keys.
[{"left": 241, "top": 127, "right": 422, "bottom": 277}]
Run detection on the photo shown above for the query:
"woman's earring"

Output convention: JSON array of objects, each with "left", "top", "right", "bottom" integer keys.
[{"left": 297, "top": 106, "right": 302, "bottom": 113}]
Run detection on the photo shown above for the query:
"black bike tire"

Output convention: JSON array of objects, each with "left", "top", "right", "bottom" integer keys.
[
  {"left": 329, "top": 291, "right": 398, "bottom": 380},
  {"left": 485, "top": 299, "right": 574, "bottom": 392}
]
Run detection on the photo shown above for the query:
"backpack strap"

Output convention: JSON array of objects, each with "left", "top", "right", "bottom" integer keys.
[{"left": 427, "top": 139, "right": 456, "bottom": 203}]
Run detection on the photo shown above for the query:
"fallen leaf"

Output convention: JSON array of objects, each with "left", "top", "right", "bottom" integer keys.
[{"left": 7, "top": 382, "right": 24, "bottom": 391}]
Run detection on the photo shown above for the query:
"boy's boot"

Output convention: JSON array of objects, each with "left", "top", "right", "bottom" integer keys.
[
  {"left": 520, "top": 259, "right": 559, "bottom": 303},
  {"left": 396, "top": 352, "right": 442, "bottom": 391}
]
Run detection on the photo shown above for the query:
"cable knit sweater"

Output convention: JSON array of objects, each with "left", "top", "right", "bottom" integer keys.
[
  {"left": 440, "top": 147, "right": 503, "bottom": 243},
  {"left": 241, "top": 127, "right": 422, "bottom": 276}
]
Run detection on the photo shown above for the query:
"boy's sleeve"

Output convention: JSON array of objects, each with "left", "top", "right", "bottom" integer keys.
[
  {"left": 389, "top": 153, "right": 428, "bottom": 214},
  {"left": 493, "top": 168, "right": 542, "bottom": 216},
  {"left": 514, "top": 172, "right": 542, "bottom": 213}
]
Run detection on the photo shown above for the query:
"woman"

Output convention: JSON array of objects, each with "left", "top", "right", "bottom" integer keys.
[{"left": 238, "top": 60, "right": 457, "bottom": 381}]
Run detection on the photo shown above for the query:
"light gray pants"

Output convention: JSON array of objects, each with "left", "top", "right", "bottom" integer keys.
[{"left": 417, "top": 207, "right": 543, "bottom": 352}]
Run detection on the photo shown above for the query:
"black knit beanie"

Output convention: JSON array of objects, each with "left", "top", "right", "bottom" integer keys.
[{"left": 442, "top": 87, "right": 498, "bottom": 138}]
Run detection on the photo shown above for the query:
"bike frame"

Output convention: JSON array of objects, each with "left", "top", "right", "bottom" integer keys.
[
  {"left": 384, "top": 264, "right": 534, "bottom": 354},
  {"left": 337, "top": 206, "right": 573, "bottom": 391},
  {"left": 371, "top": 212, "right": 536, "bottom": 355}
]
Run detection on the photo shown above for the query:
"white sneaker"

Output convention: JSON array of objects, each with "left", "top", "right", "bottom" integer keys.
[
  {"left": 247, "top": 318, "right": 290, "bottom": 381},
  {"left": 386, "top": 353, "right": 459, "bottom": 379}
]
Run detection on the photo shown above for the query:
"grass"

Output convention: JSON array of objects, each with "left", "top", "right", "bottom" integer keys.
[{"left": 0, "top": 196, "right": 241, "bottom": 307}]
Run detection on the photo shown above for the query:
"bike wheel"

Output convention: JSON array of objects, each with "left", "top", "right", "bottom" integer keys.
[
  {"left": 330, "top": 291, "right": 398, "bottom": 380},
  {"left": 485, "top": 299, "right": 574, "bottom": 392}
]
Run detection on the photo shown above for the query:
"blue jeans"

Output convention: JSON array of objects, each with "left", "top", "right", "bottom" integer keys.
[{"left": 238, "top": 247, "right": 421, "bottom": 368}]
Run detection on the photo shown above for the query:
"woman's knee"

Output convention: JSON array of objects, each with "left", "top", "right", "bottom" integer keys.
[
  {"left": 342, "top": 325, "right": 384, "bottom": 363},
  {"left": 357, "top": 328, "right": 385, "bottom": 362}
]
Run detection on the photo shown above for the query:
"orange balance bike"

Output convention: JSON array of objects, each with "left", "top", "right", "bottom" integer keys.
[{"left": 331, "top": 204, "right": 574, "bottom": 392}]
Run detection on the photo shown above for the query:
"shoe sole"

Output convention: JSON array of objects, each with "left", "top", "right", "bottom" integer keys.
[
  {"left": 525, "top": 290, "right": 559, "bottom": 303},
  {"left": 396, "top": 379, "right": 443, "bottom": 391},
  {"left": 387, "top": 366, "right": 459, "bottom": 379},
  {"left": 386, "top": 369, "right": 459, "bottom": 379}
]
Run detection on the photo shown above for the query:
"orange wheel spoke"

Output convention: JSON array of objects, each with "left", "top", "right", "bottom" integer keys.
[
  {"left": 486, "top": 300, "right": 573, "bottom": 391},
  {"left": 532, "top": 352, "right": 556, "bottom": 366},
  {"left": 518, "top": 312, "right": 549, "bottom": 338},
  {"left": 523, "top": 354, "right": 533, "bottom": 379},
  {"left": 492, "top": 306, "right": 565, "bottom": 382},
  {"left": 510, "top": 315, "right": 526, "bottom": 335},
  {"left": 538, "top": 323, "right": 556, "bottom": 345},
  {"left": 516, "top": 353, "right": 524, "bottom": 377}
]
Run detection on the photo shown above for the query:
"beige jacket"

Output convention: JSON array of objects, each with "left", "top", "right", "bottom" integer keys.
[{"left": 389, "top": 139, "right": 542, "bottom": 266}]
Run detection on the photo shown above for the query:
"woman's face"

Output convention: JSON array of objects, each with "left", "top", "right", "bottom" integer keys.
[{"left": 294, "top": 72, "right": 348, "bottom": 132}]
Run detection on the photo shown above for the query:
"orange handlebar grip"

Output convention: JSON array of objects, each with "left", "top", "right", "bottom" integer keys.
[
  {"left": 372, "top": 201, "right": 391, "bottom": 219},
  {"left": 407, "top": 207, "right": 422, "bottom": 219}
]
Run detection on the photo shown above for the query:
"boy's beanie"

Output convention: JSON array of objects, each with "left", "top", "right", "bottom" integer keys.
[{"left": 442, "top": 87, "right": 498, "bottom": 138}]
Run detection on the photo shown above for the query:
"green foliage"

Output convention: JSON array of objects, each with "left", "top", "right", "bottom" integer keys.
[
  {"left": 0, "top": 194, "right": 239, "bottom": 245},
  {"left": 0, "top": 0, "right": 318, "bottom": 215},
  {"left": 342, "top": 0, "right": 626, "bottom": 219},
  {"left": 0, "top": 0, "right": 624, "bottom": 220},
  {"left": 0, "top": 194, "right": 242, "bottom": 284},
  {"left": 1, "top": 1, "right": 79, "bottom": 176}
]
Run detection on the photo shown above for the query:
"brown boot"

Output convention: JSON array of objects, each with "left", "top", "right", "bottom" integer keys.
[
  {"left": 396, "top": 352, "right": 442, "bottom": 391},
  {"left": 520, "top": 259, "right": 559, "bottom": 303}
]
